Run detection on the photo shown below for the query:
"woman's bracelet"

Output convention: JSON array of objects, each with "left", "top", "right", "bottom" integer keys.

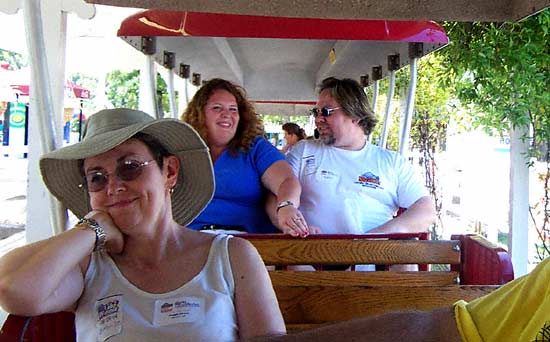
[
  {"left": 276, "top": 200, "right": 295, "bottom": 212},
  {"left": 75, "top": 218, "right": 106, "bottom": 252}
]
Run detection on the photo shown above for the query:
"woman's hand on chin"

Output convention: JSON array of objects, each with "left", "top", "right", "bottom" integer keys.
[{"left": 85, "top": 210, "right": 125, "bottom": 254}]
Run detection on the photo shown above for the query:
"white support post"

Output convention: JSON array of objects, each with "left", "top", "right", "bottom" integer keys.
[
  {"left": 371, "top": 80, "right": 379, "bottom": 113},
  {"left": 177, "top": 78, "right": 189, "bottom": 116},
  {"left": 398, "top": 58, "right": 418, "bottom": 157},
  {"left": 367, "top": 80, "right": 379, "bottom": 143},
  {"left": 20, "top": 0, "right": 94, "bottom": 241},
  {"left": 166, "top": 71, "right": 177, "bottom": 119},
  {"left": 23, "top": 0, "right": 66, "bottom": 241},
  {"left": 508, "top": 124, "right": 530, "bottom": 276},
  {"left": 185, "top": 80, "right": 190, "bottom": 104},
  {"left": 139, "top": 54, "right": 158, "bottom": 118},
  {"left": 378, "top": 70, "right": 395, "bottom": 149}
]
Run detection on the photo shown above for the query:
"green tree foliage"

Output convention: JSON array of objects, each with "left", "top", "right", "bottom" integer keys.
[
  {"left": 368, "top": 77, "right": 402, "bottom": 151},
  {"left": 0, "top": 49, "right": 27, "bottom": 69},
  {"left": 69, "top": 72, "right": 98, "bottom": 115},
  {"left": 441, "top": 10, "right": 550, "bottom": 155},
  {"left": 105, "top": 70, "right": 170, "bottom": 113},
  {"left": 368, "top": 55, "right": 466, "bottom": 152},
  {"left": 262, "top": 114, "right": 310, "bottom": 127},
  {"left": 409, "top": 55, "right": 461, "bottom": 238},
  {"left": 440, "top": 9, "right": 550, "bottom": 259},
  {"left": 409, "top": 54, "right": 463, "bottom": 153},
  {"left": 156, "top": 75, "right": 169, "bottom": 114},
  {"left": 105, "top": 70, "right": 140, "bottom": 109}
]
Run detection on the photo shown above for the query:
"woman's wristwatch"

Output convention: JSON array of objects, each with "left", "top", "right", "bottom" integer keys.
[
  {"left": 76, "top": 218, "right": 106, "bottom": 252},
  {"left": 276, "top": 200, "right": 295, "bottom": 212}
]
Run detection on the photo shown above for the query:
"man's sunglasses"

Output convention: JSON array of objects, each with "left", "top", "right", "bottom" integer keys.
[
  {"left": 80, "top": 159, "right": 154, "bottom": 192},
  {"left": 310, "top": 107, "right": 340, "bottom": 118}
]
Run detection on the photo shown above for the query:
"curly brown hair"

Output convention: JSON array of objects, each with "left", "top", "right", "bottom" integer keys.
[{"left": 181, "top": 78, "right": 265, "bottom": 155}]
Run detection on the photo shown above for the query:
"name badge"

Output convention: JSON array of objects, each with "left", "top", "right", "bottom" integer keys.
[
  {"left": 95, "top": 295, "right": 123, "bottom": 341},
  {"left": 303, "top": 155, "right": 316, "bottom": 175},
  {"left": 153, "top": 296, "right": 205, "bottom": 327},
  {"left": 320, "top": 170, "right": 338, "bottom": 180}
]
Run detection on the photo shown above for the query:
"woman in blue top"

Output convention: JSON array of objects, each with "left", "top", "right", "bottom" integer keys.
[{"left": 182, "top": 79, "right": 310, "bottom": 236}]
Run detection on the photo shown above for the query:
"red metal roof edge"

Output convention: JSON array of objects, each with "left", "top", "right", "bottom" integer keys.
[{"left": 118, "top": 10, "right": 449, "bottom": 43}]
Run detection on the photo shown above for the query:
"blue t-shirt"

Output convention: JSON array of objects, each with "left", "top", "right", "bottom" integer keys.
[{"left": 189, "top": 136, "right": 285, "bottom": 233}]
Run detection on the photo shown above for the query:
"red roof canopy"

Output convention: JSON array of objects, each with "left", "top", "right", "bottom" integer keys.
[{"left": 118, "top": 10, "right": 448, "bottom": 43}]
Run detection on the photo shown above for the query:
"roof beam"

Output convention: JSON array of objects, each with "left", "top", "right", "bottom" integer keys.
[
  {"left": 512, "top": 0, "right": 550, "bottom": 21},
  {"left": 211, "top": 37, "right": 243, "bottom": 85},
  {"left": 315, "top": 41, "right": 351, "bottom": 85},
  {"left": 85, "top": 0, "right": 549, "bottom": 22}
]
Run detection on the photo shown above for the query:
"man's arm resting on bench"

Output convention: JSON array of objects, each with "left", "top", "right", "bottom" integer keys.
[{"left": 244, "top": 307, "right": 461, "bottom": 342}]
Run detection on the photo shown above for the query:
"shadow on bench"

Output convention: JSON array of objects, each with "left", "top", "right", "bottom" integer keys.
[{"left": 0, "top": 233, "right": 514, "bottom": 339}]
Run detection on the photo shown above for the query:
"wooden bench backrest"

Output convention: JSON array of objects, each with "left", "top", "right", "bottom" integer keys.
[
  {"left": 241, "top": 233, "right": 513, "bottom": 330},
  {"left": 243, "top": 233, "right": 513, "bottom": 285},
  {"left": 252, "top": 239, "right": 460, "bottom": 265}
]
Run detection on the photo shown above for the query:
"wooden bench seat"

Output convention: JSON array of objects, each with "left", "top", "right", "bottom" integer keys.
[{"left": 0, "top": 233, "right": 514, "bottom": 339}]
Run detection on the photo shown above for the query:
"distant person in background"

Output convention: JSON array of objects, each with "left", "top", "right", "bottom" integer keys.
[
  {"left": 182, "top": 78, "right": 309, "bottom": 236},
  {"left": 269, "top": 136, "right": 279, "bottom": 148},
  {"left": 281, "top": 122, "right": 306, "bottom": 155}
]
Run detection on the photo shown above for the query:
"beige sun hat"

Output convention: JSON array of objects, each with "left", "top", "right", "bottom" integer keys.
[{"left": 39, "top": 108, "right": 214, "bottom": 226}]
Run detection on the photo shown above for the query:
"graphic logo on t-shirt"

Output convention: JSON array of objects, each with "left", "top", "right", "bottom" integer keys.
[
  {"left": 161, "top": 302, "right": 174, "bottom": 313},
  {"left": 354, "top": 171, "right": 383, "bottom": 189}
]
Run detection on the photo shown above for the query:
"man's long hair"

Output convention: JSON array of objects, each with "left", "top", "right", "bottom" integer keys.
[{"left": 318, "top": 77, "right": 377, "bottom": 135}]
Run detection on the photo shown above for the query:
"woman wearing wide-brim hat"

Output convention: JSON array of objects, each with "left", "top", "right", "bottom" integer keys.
[{"left": 0, "top": 109, "right": 285, "bottom": 341}]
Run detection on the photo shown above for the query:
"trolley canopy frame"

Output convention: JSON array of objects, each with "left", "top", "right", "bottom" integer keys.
[{"left": 117, "top": 10, "right": 448, "bottom": 114}]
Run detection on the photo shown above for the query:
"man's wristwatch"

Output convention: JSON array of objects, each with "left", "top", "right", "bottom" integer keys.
[
  {"left": 276, "top": 200, "right": 295, "bottom": 212},
  {"left": 76, "top": 218, "right": 106, "bottom": 252}
]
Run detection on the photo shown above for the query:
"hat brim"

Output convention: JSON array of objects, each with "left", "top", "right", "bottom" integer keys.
[{"left": 39, "top": 119, "right": 214, "bottom": 226}]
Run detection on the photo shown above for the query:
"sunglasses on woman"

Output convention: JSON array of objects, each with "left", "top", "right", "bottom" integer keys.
[
  {"left": 310, "top": 107, "right": 340, "bottom": 118},
  {"left": 81, "top": 159, "right": 154, "bottom": 192}
]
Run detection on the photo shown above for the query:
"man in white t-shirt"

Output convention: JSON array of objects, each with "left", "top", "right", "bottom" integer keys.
[{"left": 269, "top": 77, "right": 435, "bottom": 236}]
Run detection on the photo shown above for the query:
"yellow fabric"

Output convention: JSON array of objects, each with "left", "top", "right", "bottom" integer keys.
[{"left": 454, "top": 257, "right": 550, "bottom": 342}]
